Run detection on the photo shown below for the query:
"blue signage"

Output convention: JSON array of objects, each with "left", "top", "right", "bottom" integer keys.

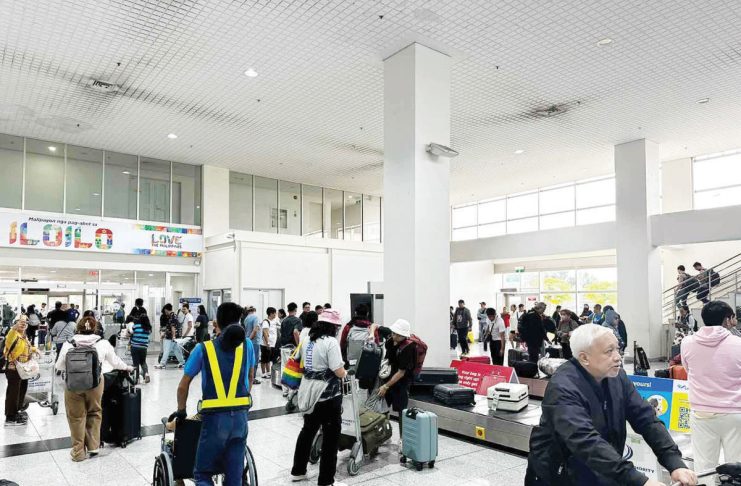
[
  {"left": 629, "top": 375, "right": 674, "bottom": 429},
  {"left": 179, "top": 297, "right": 202, "bottom": 304}
]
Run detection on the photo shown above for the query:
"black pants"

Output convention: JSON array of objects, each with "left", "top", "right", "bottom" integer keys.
[
  {"left": 292, "top": 396, "right": 342, "bottom": 486},
  {"left": 526, "top": 342, "right": 541, "bottom": 363},
  {"left": 130, "top": 346, "right": 148, "bottom": 379},
  {"left": 489, "top": 340, "right": 503, "bottom": 366},
  {"left": 4, "top": 368, "right": 28, "bottom": 419},
  {"left": 561, "top": 342, "right": 573, "bottom": 360},
  {"left": 457, "top": 328, "right": 469, "bottom": 354}
]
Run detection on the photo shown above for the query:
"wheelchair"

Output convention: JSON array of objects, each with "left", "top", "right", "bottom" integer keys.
[{"left": 152, "top": 417, "right": 258, "bottom": 486}]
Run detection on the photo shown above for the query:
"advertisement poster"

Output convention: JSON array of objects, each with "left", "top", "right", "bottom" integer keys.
[
  {"left": 669, "top": 379, "right": 691, "bottom": 433},
  {"left": 0, "top": 211, "right": 202, "bottom": 257},
  {"left": 450, "top": 360, "right": 519, "bottom": 395},
  {"left": 624, "top": 426, "right": 660, "bottom": 481},
  {"left": 629, "top": 375, "right": 674, "bottom": 429}
]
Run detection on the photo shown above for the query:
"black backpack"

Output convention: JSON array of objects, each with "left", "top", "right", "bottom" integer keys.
[{"left": 710, "top": 270, "right": 721, "bottom": 287}]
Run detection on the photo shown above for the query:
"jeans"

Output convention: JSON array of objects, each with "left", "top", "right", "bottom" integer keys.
[
  {"left": 37, "top": 330, "right": 47, "bottom": 348},
  {"left": 457, "top": 328, "right": 469, "bottom": 354},
  {"left": 194, "top": 410, "right": 249, "bottom": 486},
  {"left": 159, "top": 339, "right": 184, "bottom": 366},
  {"left": 479, "top": 321, "right": 487, "bottom": 342},
  {"left": 292, "top": 396, "right": 342, "bottom": 486},
  {"left": 131, "top": 346, "right": 148, "bottom": 379}
]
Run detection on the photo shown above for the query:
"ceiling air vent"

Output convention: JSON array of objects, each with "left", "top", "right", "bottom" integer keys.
[
  {"left": 87, "top": 79, "right": 120, "bottom": 94},
  {"left": 529, "top": 104, "right": 569, "bottom": 118}
]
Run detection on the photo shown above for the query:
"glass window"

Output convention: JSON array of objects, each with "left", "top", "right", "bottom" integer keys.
[
  {"left": 229, "top": 172, "right": 253, "bottom": 231},
  {"left": 104, "top": 152, "right": 138, "bottom": 219},
  {"left": 539, "top": 185, "right": 574, "bottom": 214},
  {"left": 507, "top": 217, "right": 538, "bottom": 234},
  {"left": 66, "top": 145, "right": 103, "bottom": 216},
  {"left": 0, "top": 134, "right": 23, "bottom": 209},
  {"left": 171, "top": 162, "right": 201, "bottom": 225},
  {"left": 541, "top": 270, "right": 576, "bottom": 292},
  {"left": 577, "top": 268, "right": 617, "bottom": 291},
  {"left": 576, "top": 205, "right": 615, "bottom": 225},
  {"left": 577, "top": 292, "right": 618, "bottom": 310},
  {"left": 452, "top": 204, "right": 477, "bottom": 228},
  {"left": 302, "top": 185, "right": 323, "bottom": 238},
  {"left": 139, "top": 158, "right": 171, "bottom": 223},
  {"left": 521, "top": 272, "right": 540, "bottom": 291},
  {"left": 344, "top": 192, "right": 362, "bottom": 241},
  {"left": 541, "top": 293, "right": 576, "bottom": 313},
  {"left": 503, "top": 273, "right": 520, "bottom": 289},
  {"left": 507, "top": 192, "right": 538, "bottom": 219},
  {"left": 576, "top": 178, "right": 615, "bottom": 208},
  {"left": 278, "top": 181, "right": 301, "bottom": 235},
  {"left": 25, "top": 139, "right": 65, "bottom": 213},
  {"left": 695, "top": 186, "right": 741, "bottom": 210},
  {"left": 540, "top": 211, "right": 575, "bottom": 230},
  {"left": 363, "top": 195, "right": 381, "bottom": 243},
  {"left": 693, "top": 154, "right": 741, "bottom": 191},
  {"left": 324, "top": 188, "right": 343, "bottom": 239},
  {"left": 478, "top": 222, "right": 506, "bottom": 238},
  {"left": 452, "top": 227, "right": 477, "bottom": 241},
  {"left": 254, "top": 176, "right": 278, "bottom": 233},
  {"left": 478, "top": 199, "right": 505, "bottom": 224}
]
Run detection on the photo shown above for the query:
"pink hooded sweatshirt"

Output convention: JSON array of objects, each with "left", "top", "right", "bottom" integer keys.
[{"left": 681, "top": 326, "right": 741, "bottom": 413}]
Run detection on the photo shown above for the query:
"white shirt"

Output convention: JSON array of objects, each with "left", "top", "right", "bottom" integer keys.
[
  {"left": 55, "top": 334, "right": 130, "bottom": 375},
  {"left": 182, "top": 312, "right": 195, "bottom": 337},
  {"left": 487, "top": 316, "right": 506, "bottom": 341},
  {"left": 262, "top": 317, "right": 280, "bottom": 347},
  {"left": 300, "top": 335, "right": 343, "bottom": 372}
]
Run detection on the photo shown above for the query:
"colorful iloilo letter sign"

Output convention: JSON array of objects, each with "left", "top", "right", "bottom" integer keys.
[{"left": 0, "top": 211, "right": 202, "bottom": 257}]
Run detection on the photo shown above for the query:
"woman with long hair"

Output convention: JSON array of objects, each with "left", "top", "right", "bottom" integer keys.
[
  {"left": 195, "top": 304, "right": 209, "bottom": 342},
  {"left": 127, "top": 313, "right": 152, "bottom": 383},
  {"left": 290, "top": 310, "right": 347, "bottom": 486}
]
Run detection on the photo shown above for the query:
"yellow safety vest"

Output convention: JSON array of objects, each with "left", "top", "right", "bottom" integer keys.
[{"left": 200, "top": 340, "right": 252, "bottom": 411}]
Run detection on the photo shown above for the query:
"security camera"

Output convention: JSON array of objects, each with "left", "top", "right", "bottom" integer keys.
[{"left": 426, "top": 143, "right": 459, "bottom": 158}]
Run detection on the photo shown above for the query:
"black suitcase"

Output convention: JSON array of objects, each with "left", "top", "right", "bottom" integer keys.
[
  {"left": 508, "top": 348, "right": 528, "bottom": 364},
  {"left": 101, "top": 376, "right": 142, "bottom": 447},
  {"left": 544, "top": 345, "right": 563, "bottom": 359},
  {"left": 512, "top": 360, "right": 539, "bottom": 378},
  {"left": 356, "top": 343, "right": 382, "bottom": 381},
  {"left": 450, "top": 332, "right": 458, "bottom": 349},
  {"left": 412, "top": 368, "right": 459, "bottom": 392},
  {"left": 433, "top": 383, "right": 475, "bottom": 406}
]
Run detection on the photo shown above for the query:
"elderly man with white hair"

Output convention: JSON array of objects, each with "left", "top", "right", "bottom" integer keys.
[{"left": 526, "top": 324, "right": 696, "bottom": 486}]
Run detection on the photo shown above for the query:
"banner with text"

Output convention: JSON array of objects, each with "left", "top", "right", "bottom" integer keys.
[
  {"left": 450, "top": 360, "right": 519, "bottom": 395},
  {"left": 0, "top": 211, "right": 202, "bottom": 257},
  {"left": 629, "top": 375, "right": 691, "bottom": 433}
]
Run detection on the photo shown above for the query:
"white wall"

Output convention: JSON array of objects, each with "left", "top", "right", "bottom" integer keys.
[
  {"left": 203, "top": 246, "right": 234, "bottom": 290},
  {"left": 331, "top": 249, "right": 383, "bottom": 320},
  {"left": 661, "top": 241, "right": 741, "bottom": 291},
  {"left": 652, "top": 205, "right": 741, "bottom": 246},
  {"left": 202, "top": 165, "right": 230, "bottom": 237}
]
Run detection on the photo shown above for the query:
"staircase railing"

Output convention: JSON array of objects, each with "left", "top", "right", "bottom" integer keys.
[{"left": 662, "top": 253, "right": 741, "bottom": 323}]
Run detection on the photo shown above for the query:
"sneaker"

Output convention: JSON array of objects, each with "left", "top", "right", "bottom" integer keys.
[
  {"left": 290, "top": 474, "right": 307, "bottom": 482},
  {"left": 144, "top": 375, "right": 151, "bottom": 384},
  {"left": 253, "top": 379, "right": 261, "bottom": 385},
  {"left": 154, "top": 364, "right": 165, "bottom": 369},
  {"left": 18, "top": 410, "right": 28, "bottom": 419},
  {"left": 262, "top": 373, "right": 269, "bottom": 379},
  {"left": 88, "top": 449, "right": 99, "bottom": 457},
  {"left": 177, "top": 364, "right": 185, "bottom": 369},
  {"left": 282, "top": 391, "right": 289, "bottom": 398},
  {"left": 4, "top": 416, "right": 24, "bottom": 427}
]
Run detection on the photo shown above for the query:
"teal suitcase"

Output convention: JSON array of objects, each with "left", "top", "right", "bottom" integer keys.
[{"left": 400, "top": 408, "right": 438, "bottom": 470}]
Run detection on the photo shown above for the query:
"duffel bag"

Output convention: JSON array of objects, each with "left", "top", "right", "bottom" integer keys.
[{"left": 512, "top": 360, "right": 539, "bottom": 378}]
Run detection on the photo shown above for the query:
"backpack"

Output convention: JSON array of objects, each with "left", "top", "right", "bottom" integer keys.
[
  {"left": 400, "top": 334, "right": 427, "bottom": 376},
  {"left": 346, "top": 325, "right": 372, "bottom": 365},
  {"left": 710, "top": 270, "right": 721, "bottom": 287},
  {"left": 65, "top": 340, "right": 101, "bottom": 392}
]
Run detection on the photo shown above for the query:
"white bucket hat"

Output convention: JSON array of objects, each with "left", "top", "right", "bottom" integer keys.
[{"left": 389, "top": 318, "right": 412, "bottom": 338}]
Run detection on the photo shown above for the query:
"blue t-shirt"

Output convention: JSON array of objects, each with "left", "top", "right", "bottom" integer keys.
[
  {"left": 243, "top": 314, "right": 262, "bottom": 346},
  {"left": 184, "top": 339, "right": 256, "bottom": 396}
]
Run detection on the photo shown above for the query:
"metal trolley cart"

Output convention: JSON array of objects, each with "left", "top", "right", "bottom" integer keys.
[
  {"left": 24, "top": 349, "right": 59, "bottom": 415},
  {"left": 152, "top": 417, "right": 258, "bottom": 486},
  {"left": 310, "top": 373, "right": 365, "bottom": 476}
]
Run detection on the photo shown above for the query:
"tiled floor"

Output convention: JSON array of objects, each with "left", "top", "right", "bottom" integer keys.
[{"left": 0, "top": 351, "right": 528, "bottom": 486}]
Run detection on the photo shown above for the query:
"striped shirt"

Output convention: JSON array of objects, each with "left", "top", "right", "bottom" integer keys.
[{"left": 129, "top": 322, "right": 151, "bottom": 348}]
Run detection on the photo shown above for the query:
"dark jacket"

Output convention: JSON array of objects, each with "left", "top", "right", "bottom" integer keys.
[
  {"left": 528, "top": 359, "right": 686, "bottom": 486},
  {"left": 453, "top": 307, "right": 472, "bottom": 330},
  {"left": 518, "top": 310, "right": 547, "bottom": 346}
]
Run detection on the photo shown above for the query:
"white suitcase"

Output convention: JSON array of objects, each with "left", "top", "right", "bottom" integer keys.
[{"left": 488, "top": 383, "right": 528, "bottom": 412}]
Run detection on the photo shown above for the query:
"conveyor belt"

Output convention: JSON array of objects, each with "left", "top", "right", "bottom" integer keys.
[{"left": 407, "top": 393, "right": 541, "bottom": 453}]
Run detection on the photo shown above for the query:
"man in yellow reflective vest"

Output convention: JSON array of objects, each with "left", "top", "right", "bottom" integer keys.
[{"left": 172, "top": 302, "right": 256, "bottom": 486}]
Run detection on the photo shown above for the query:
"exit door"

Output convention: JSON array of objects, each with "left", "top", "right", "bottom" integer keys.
[{"left": 243, "top": 288, "right": 284, "bottom": 320}]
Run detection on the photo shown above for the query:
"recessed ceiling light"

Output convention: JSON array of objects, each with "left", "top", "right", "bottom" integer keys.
[
  {"left": 514, "top": 149, "right": 525, "bottom": 155},
  {"left": 92, "top": 192, "right": 100, "bottom": 196},
  {"left": 48, "top": 146, "right": 57, "bottom": 152},
  {"left": 74, "top": 208, "right": 81, "bottom": 211},
  {"left": 50, "top": 270, "right": 56, "bottom": 273},
  {"left": 167, "top": 133, "right": 178, "bottom": 139},
  {"left": 697, "top": 98, "right": 710, "bottom": 104},
  {"left": 244, "top": 68, "right": 258, "bottom": 77},
  {"left": 148, "top": 273, "right": 153, "bottom": 277},
  {"left": 597, "top": 38, "right": 613, "bottom": 46},
  {"left": 122, "top": 170, "right": 131, "bottom": 175}
]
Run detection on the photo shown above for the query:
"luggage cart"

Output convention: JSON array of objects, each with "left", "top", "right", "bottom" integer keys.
[
  {"left": 24, "top": 349, "right": 59, "bottom": 415},
  {"left": 309, "top": 372, "right": 364, "bottom": 476}
]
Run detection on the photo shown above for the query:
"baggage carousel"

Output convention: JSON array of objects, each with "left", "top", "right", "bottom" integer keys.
[{"left": 407, "top": 392, "right": 542, "bottom": 453}]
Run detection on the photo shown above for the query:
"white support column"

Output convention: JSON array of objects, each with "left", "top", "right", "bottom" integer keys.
[
  {"left": 202, "top": 165, "right": 230, "bottom": 238},
  {"left": 615, "top": 139, "right": 663, "bottom": 357},
  {"left": 384, "top": 43, "right": 452, "bottom": 367}
]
